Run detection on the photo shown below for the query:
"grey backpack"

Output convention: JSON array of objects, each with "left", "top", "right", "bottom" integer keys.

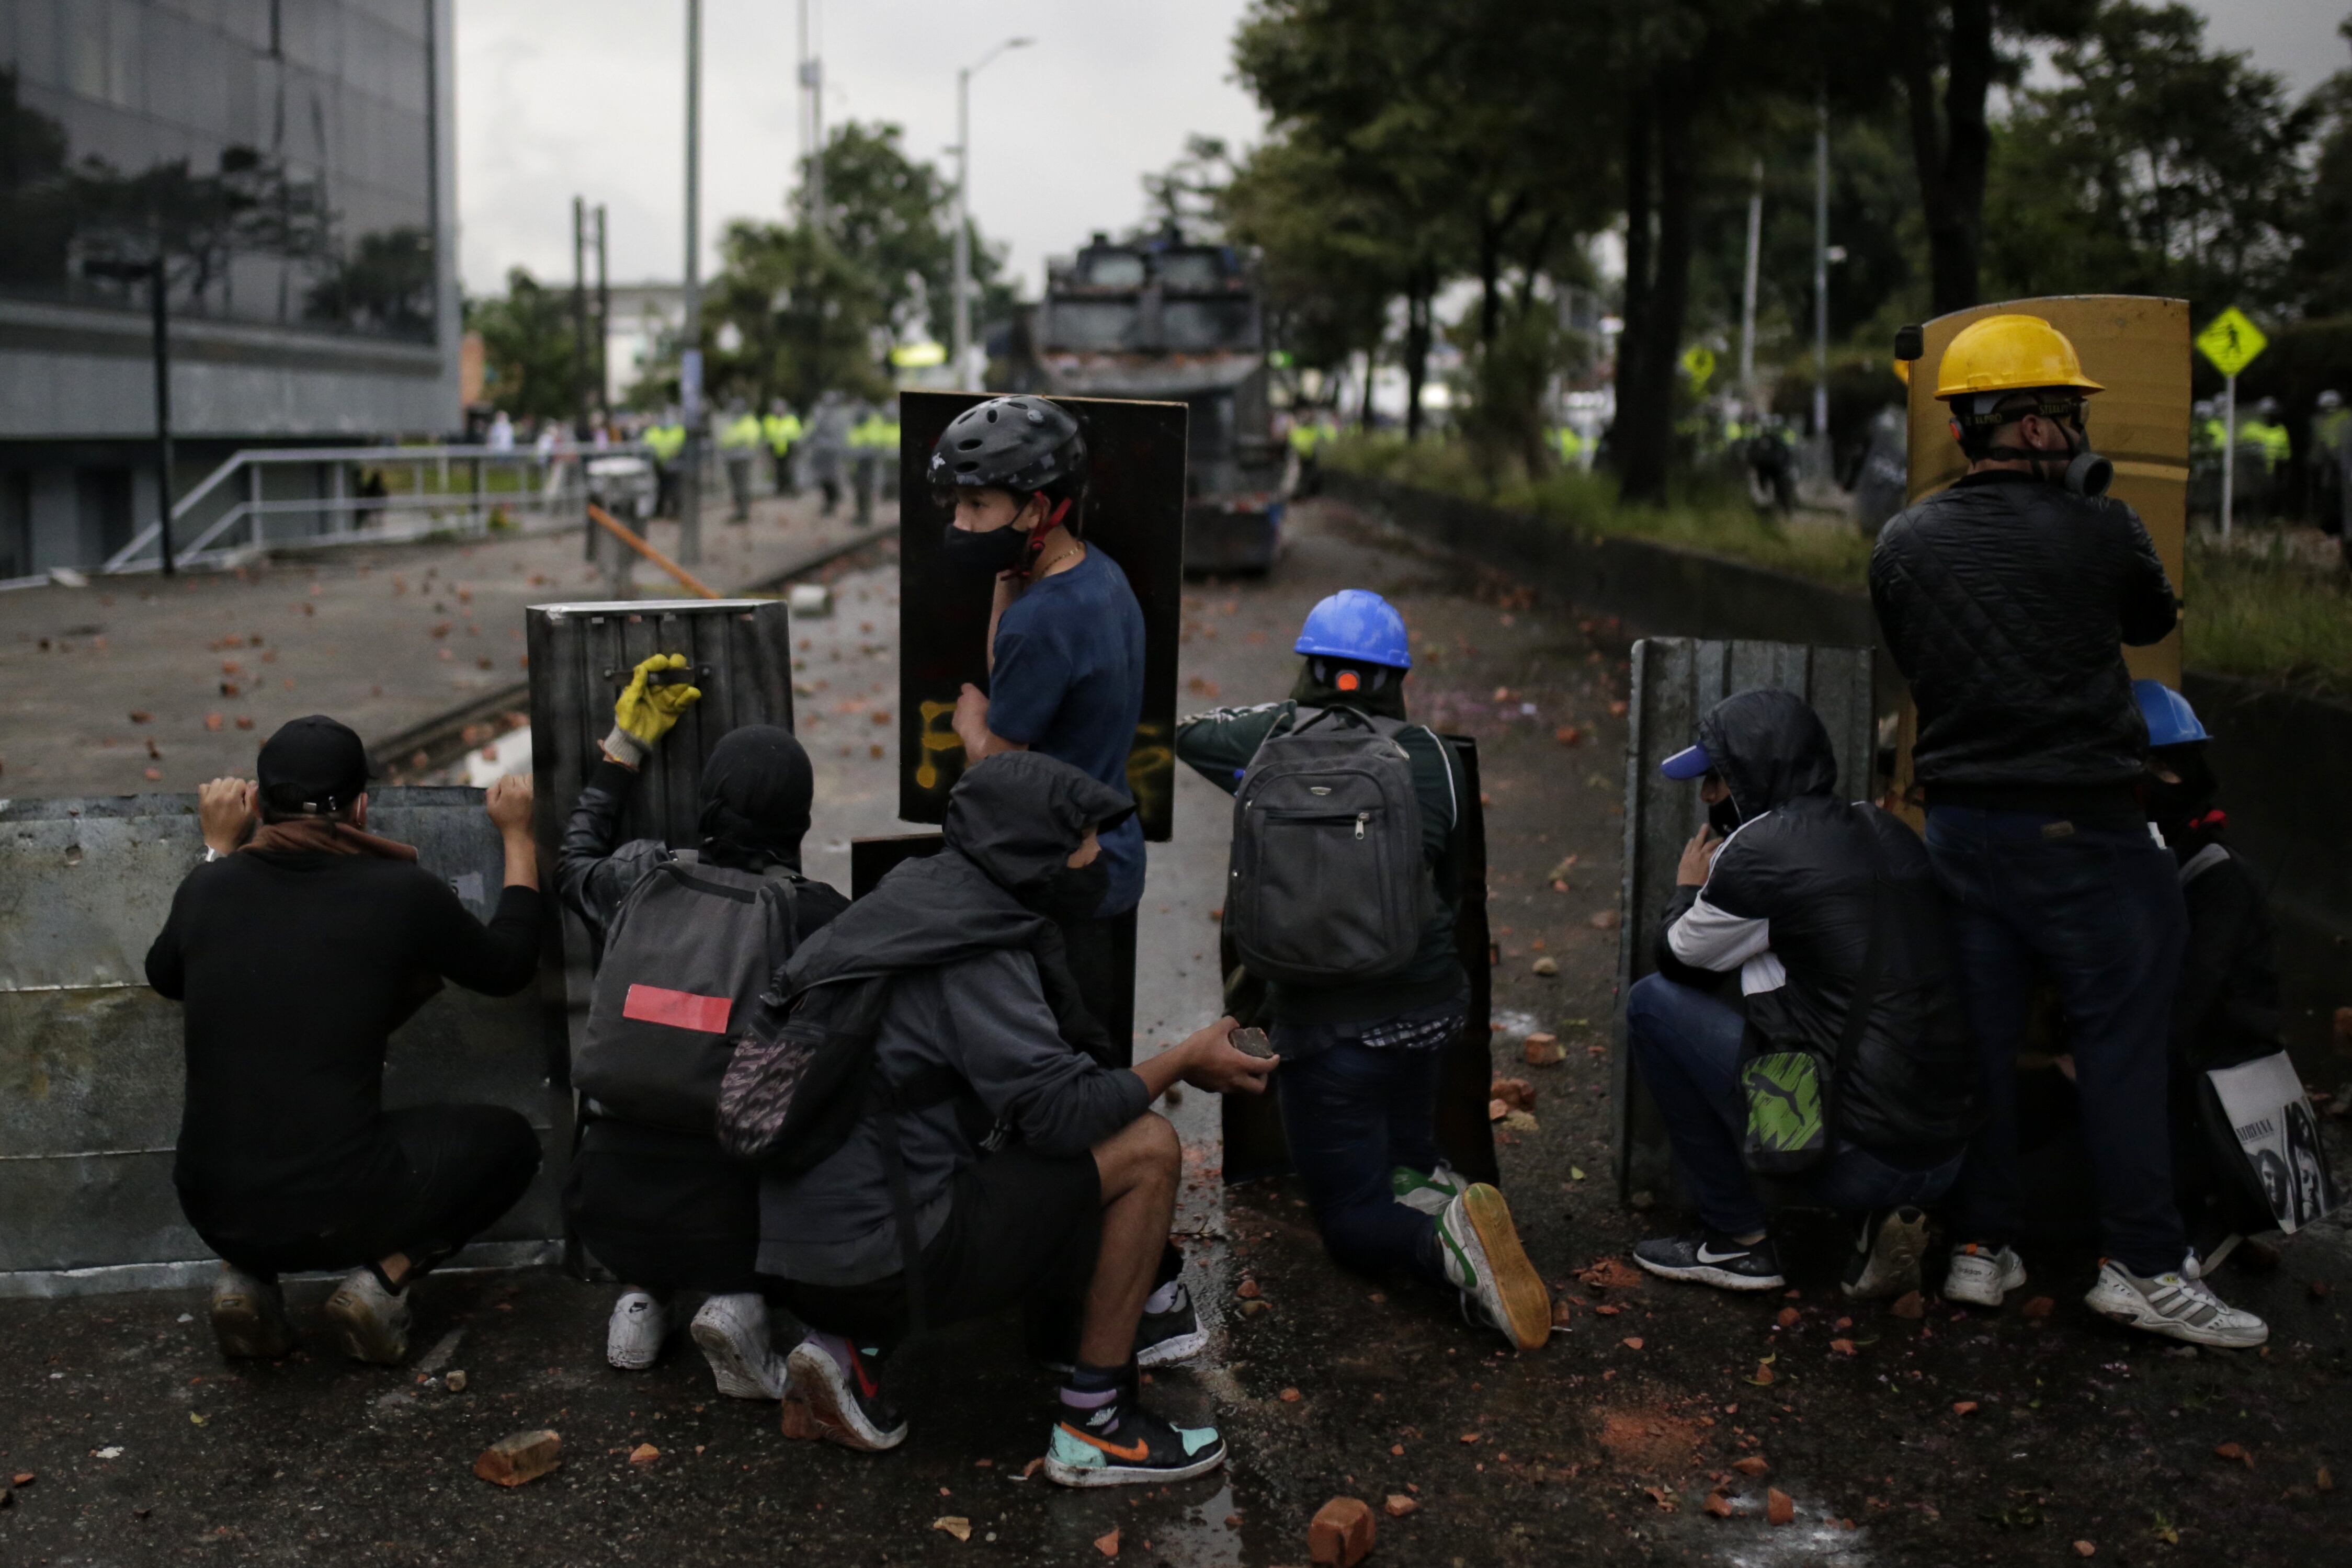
[
  {"left": 576, "top": 851, "right": 801, "bottom": 1134},
  {"left": 1227, "top": 705, "right": 1433, "bottom": 986}
]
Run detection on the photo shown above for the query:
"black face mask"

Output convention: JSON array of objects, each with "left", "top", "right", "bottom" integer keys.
[
  {"left": 1020, "top": 859, "right": 1110, "bottom": 922},
  {"left": 1708, "top": 793, "right": 1744, "bottom": 839},
  {"left": 2145, "top": 747, "right": 2219, "bottom": 844},
  {"left": 939, "top": 522, "right": 1030, "bottom": 579}
]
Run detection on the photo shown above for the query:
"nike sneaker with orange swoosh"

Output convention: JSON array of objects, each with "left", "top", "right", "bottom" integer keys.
[{"left": 1043, "top": 1401, "right": 1226, "bottom": 1488}]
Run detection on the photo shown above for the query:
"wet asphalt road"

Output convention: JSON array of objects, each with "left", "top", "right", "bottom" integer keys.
[{"left": 3, "top": 499, "right": 2350, "bottom": 1566}]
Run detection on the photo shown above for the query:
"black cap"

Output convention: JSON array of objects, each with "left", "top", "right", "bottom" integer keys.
[{"left": 256, "top": 715, "right": 372, "bottom": 815}]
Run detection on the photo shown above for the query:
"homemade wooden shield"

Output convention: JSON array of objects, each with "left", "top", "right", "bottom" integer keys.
[
  {"left": 525, "top": 599, "right": 797, "bottom": 1073},
  {"left": 1904, "top": 296, "right": 2189, "bottom": 687},
  {"left": 0, "top": 788, "right": 564, "bottom": 1296},
  {"left": 895, "top": 391, "right": 1186, "bottom": 838},
  {"left": 1615, "top": 639, "right": 1877, "bottom": 1202},
  {"left": 1219, "top": 734, "right": 1497, "bottom": 1187}
]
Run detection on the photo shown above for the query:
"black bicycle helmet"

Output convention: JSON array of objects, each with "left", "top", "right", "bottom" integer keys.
[{"left": 928, "top": 396, "right": 1089, "bottom": 503}]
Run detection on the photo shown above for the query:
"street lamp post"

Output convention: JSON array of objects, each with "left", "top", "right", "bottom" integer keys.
[
  {"left": 952, "top": 37, "right": 1031, "bottom": 387},
  {"left": 86, "top": 257, "right": 175, "bottom": 575},
  {"left": 680, "top": 0, "right": 705, "bottom": 564}
]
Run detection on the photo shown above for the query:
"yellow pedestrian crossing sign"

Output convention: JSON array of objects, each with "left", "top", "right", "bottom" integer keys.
[
  {"left": 1680, "top": 344, "right": 1717, "bottom": 392},
  {"left": 2195, "top": 307, "right": 2267, "bottom": 379}
]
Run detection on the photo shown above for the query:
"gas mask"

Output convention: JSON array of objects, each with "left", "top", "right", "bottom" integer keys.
[
  {"left": 1964, "top": 397, "right": 2113, "bottom": 496},
  {"left": 2046, "top": 418, "right": 2114, "bottom": 497}
]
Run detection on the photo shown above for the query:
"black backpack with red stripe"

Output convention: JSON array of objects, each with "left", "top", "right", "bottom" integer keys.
[{"left": 575, "top": 851, "right": 802, "bottom": 1134}]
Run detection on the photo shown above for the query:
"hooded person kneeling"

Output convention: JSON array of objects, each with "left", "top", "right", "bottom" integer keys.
[
  {"left": 743, "top": 752, "right": 1275, "bottom": 1486},
  {"left": 557, "top": 653, "right": 851, "bottom": 1401}
]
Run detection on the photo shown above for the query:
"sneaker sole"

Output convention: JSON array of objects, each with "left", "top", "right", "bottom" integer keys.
[
  {"left": 1042, "top": 1445, "right": 1228, "bottom": 1489},
  {"left": 210, "top": 1298, "right": 296, "bottom": 1361},
  {"left": 691, "top": 1316, "right": 785, "bottom": 1401},
  {"left": 1843, "top": 1213, "right": 1930, "bottom": 1300},
  {"left": 1463, "top": 1185, "right": 1551, "bottom": 1351},
  {"left": 1633, "top": 1254, "right": 1786, "bottom": 1292},
  {"left": 1942, "top": 1260, "right": 2026, "bottom": 1310},
  {"left": 779, "top": 1395, "right": 825, "bottom": 1441},
  {"left": 785, "top": 1346, "right": 906, "bottom": 1452},
  {"left": 321, "top": 1290, "right": 409, "bottom": 1366},
  {"left": 607, "top": 1340, "right": 663, "bottom": 1372},
  {"left": 1137, "top": 1327, "right": 1209, "bottom": 1369},
  {"left": 2085, "top": 1287, "right": 2268, "bottom": 1349}
]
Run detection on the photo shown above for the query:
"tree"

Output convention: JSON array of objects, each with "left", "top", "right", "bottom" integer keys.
[
  {"left": 1980, "top": 2, "right": 2313, "bottom": 313},
  {"left": 2290, "top": 24, "right": 2352, "bottom": 317},
  {"left": 705, "top": 219, "right": 890, "bottom": 408},
  {"left": 465, "top": 268, "right": 580, "bottom": 422}
]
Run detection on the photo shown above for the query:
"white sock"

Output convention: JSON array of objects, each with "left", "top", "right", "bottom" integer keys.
[{"left": 1143, "top": 1279, "right": 1184, "bottom": 1316}]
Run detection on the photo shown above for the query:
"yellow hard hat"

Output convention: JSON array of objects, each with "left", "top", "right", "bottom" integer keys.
[{"left": 1933, "top": 314, "right": 2103, "bottom": 401}]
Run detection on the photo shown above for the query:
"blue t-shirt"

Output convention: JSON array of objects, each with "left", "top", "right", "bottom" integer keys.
[{"left": 987, "top": 545, "right": 1147, "bottom": 915}]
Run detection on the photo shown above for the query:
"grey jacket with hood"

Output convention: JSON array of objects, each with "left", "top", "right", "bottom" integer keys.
[
  {"left": 1654, "top": 688, "right": 1975, "bottom": 1160},
  {"left": 756, "top": 752, "right": 1149, "bottom": 1287}
]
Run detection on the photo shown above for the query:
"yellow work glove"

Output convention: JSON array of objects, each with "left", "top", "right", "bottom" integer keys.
[{"left": 605, "top": 653, "right": 701, "bottom": 765}]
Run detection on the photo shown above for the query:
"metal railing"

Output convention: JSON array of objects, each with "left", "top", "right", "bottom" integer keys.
[{"left": 98, "top": 442, "right": 666, "bottom": 576}]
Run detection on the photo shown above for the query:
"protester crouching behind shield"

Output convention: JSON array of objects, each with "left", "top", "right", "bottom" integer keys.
[
  {"left": 1175, "top": 589, "right": 1553, "bottom": 1352},
  {"left": 1622, "top": 690, "right": 1975, "bottom": 1301},
  {"left": 145, "top": 716, "right": 544, "bottom": 1368},
  {"left": 1870, "top": 312, "right": 2266, "bottom": 1348},
  {"left": 753, "top": 753, "right": 1274, "bottom": 1486}
]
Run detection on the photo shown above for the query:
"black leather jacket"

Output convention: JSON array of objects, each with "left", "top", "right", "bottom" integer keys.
[{"left": 1870, "top": 471, "right": 2177, "bottom": 804}]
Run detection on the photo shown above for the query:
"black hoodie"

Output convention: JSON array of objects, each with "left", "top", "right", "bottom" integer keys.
[
  {"left": 1654, "top": 688, "right": 1975, "bottom": 1160},
  {"left": 757, "top": 752, "right": 1148, "bottom": 1286}
]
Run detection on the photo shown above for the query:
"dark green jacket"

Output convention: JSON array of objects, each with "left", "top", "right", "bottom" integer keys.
[{"left": 1176, "top": 699, "right": 1467, "bottom": 1026}]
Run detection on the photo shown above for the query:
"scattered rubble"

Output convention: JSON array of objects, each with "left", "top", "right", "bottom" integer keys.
[
  {"left": 1309, "top": 1496, "right": 1376, "bottom": 1566},
  {"left": 473, "top": 1430, "right": 561, "bottom": 1487}
]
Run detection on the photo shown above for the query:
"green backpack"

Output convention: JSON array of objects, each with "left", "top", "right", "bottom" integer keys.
[{"left": 1738, "top": 813, "right": 1888, "bottom": 1175}]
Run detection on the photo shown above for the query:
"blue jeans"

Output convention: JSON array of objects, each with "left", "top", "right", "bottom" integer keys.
[
  {"left": 1624, "top": 974, "right": 1961, "bottom": 1236},
  {"left": 1272, "top": 1033, "right": 1449, "bottom": 1289},
  {"left": 1926, "top": 806, "right": 2187, "bottom": 1275}
]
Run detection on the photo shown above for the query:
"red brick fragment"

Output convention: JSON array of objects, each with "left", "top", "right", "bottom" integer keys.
[
  {"left": 1309, "top": 1496, "right": 1376, "bottom": 1567},
  {"left": 1766, "top": 1488, "right": 1795, "bottom": 1526},
  {"left": 473, "top": 1429, "right": 561, "bottom": 1487}
]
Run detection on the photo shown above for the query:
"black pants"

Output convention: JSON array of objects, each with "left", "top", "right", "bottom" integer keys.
[
  {"left": 780, "top": 1143, "right": 1101, "bottom": 1353},
  {"left": 196, "top": 1105, "right": 541, "bottom": 1282},
  {"left": 564, "top": 1120, "right": 763, "bottom": 1295},
  {"left": 1056, "top": 906, "right": 1138, "bottom": 1070}
]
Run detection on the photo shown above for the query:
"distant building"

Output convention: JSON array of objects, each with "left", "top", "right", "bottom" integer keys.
[
  {"left": 601, "top": 281, "right": 684, "bottom": 411},
  {"left": 0, "top": 1, "right": 461, "bottom": 580}
]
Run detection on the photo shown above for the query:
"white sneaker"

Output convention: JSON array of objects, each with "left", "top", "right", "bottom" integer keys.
[
  {"left": 1435, "top": 1184, "right": 1552, "bottom": 1351},
  {"left": 2084, "top": 1260, "right": 2268, "bottom": 1349},
  {"left": 690, "top": 1293, "right": 791, "bottom": 1400},
  {"left": 1391, "top": 1161, "right": 1470, "bottom": 1217},
  {"left": 322, "top": 1266, "right": 413, "bottom": 1365},
  {"left": 606, "top": 1289, "right": 669, "bottom": 1371},
  {"left": 1942, "top": 1242, "right": 2027, "bottom": 1309}
]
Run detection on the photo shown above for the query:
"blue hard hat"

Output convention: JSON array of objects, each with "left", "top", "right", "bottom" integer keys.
[
  {"left": 1296, "top": 589, "right": 1411, "bottom": 669},
  {"left": 1661, "top": 743, "right": 1712, "bottom": 780},
  {"left": 2134, "top": 678, "right": 2208, "bottom": 747}
]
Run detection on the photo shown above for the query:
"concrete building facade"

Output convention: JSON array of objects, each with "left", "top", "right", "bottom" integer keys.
[{"left": 0, "top": 0, "right": 461, "bottom": 581}]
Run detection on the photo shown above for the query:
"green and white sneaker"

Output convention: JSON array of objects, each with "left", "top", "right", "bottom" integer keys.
[
  {"left": 1391, "top": 1161, "right": 1470, "bottom": 1217},
  {"left": 1044, "top": 1402, "right": 1227, "bottom": 1488},
  {"left": 1435, "top": 1184, "right": 1552, "bottom": 1351}
]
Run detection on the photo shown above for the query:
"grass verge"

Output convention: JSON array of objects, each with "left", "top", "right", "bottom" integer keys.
[
  {"left": 1328, "top": 433, "right": 1876, "bottom": 593},
  {"left": 1333, "top": 434, "right": 2352, "bottom": 698}
]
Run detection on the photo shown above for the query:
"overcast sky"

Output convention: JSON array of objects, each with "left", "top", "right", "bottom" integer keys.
[{"left": 453, "top": 1, "right": 2349, "bottom": 300}]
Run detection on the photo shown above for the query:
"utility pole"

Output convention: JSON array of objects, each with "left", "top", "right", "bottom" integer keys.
[
  {"left": 680, "top": 0, "right": 705, "bottom": 564},
  {"left": 571, "top": 196, "right": 590, "bottom": 436},
  {"left": 799, "top": 0, "right": 824, "bottom": 230},
  {"left": 952, "top": 38, "right": 1033, "bottom": 387},
  {"left": 1812, "top": 98, "right": 1830, "bottom": 446},
  {"left": 1739, "top": 157, "right": 1762, "bottom": 403},
  {"left": 594, "top": 204, "right": 610, "bottom": 428}
]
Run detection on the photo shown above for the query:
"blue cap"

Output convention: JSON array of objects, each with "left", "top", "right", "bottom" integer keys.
[
  {"left": 1660, "top": 743, "right": 1713, "bottom": 780},
  {"left": 1296, "top": 589, "right": 1411, "bottom": 669},
  {"left": 2134, "top": 678, "right": 2208, "bottom": 747}
]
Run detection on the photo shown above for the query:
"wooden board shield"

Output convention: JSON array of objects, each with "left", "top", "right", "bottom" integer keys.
[
  {"left": 894, "top": 391, "right": 1187, "bottom": 838},
  {"left": 1904, "top": 296, "right": 2189, "bottom": 688}
]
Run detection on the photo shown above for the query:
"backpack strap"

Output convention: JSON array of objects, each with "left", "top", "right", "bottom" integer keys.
[
  {"left": 866, "top": 1058, "right": 965, "bottom": 1339},
  {"left": 1826, "top": 808, "right": 1892, "bottom": 1121}
]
